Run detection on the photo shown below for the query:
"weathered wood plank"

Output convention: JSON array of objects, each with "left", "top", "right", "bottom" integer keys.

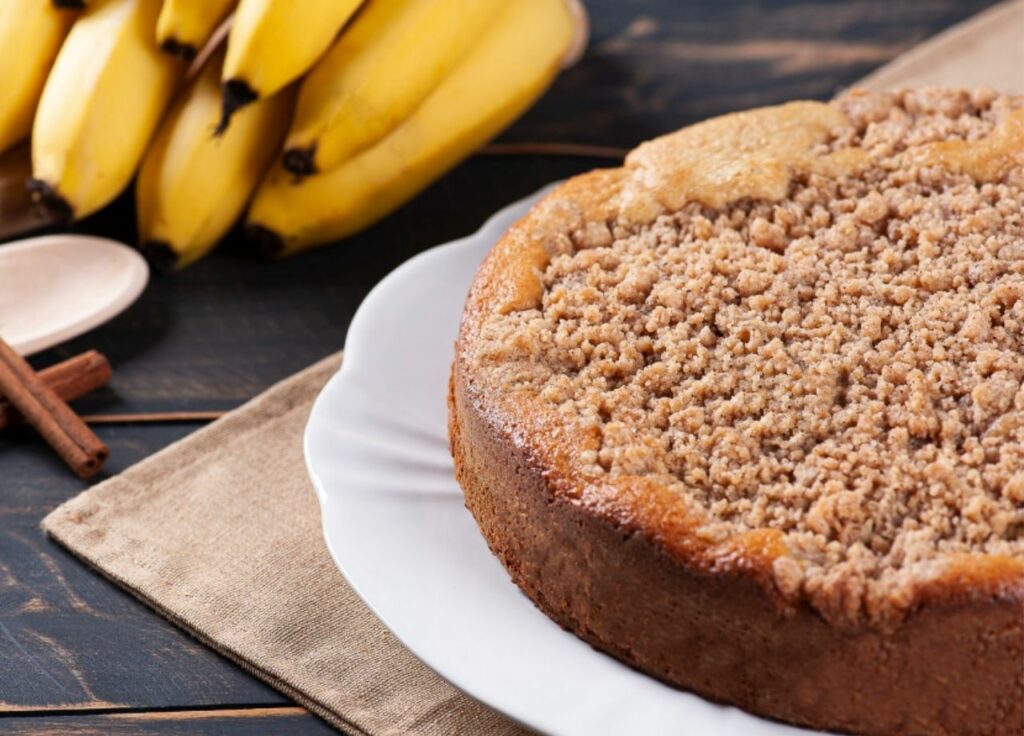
[
  {"left": 0, "top": 424, "right": 286, "bottom": 712},
  {"left": 514, "top": 0, "right": 1001, "bottom": 144},
  {"left": 0, "top": 707, "right": 339, "bottom": 735}
]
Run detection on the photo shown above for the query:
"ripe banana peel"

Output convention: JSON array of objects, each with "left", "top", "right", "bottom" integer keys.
[
  {"left": 247, "top": 0, "right": 584, "bottom": 256},
  {"left": 0, "top": 0, "right": 76, "bottom": 157},
  {"left": 283, "top": 0, "right": 506, "bottom": 176},
  {"left": 137, "top": 48, "right": 294, "bottom": 270},
  {"left": 31, "top": 0, "right": 185, "bottom": 222},
  {"left": 219, "top": 0, "right": 364, "bottom": 132},
  {"left": 157, "top": 0, "right": 237, "bottom": 59}
]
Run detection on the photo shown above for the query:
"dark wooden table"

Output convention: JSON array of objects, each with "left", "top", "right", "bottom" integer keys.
[{"left": 0, "top": 1, "right": 1001, "bottom": 733}]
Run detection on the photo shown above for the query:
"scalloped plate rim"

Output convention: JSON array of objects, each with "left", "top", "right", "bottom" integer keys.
[{"left": 304, "top": 186, "right": 826, "bottom": 736}]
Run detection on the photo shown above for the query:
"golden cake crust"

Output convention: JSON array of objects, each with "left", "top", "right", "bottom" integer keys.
[{"left": 451, "top": 89, "right": 1024, "bottom": 735}]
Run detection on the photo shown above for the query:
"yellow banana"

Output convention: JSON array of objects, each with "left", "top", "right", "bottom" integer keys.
[
  {"left": 156, "top": 0, "right": 237, "bottom": 59},
  {"left": 282, "top": 0, "right": 506, "bottom": 176},
  {"left": 247, "top": 0, "right": 581, "bottom": 255},
  {"left": 0, "top": 1, "right": 76, "bottom": 156},
  {"left": 31, "top": 0, "right": 185, "bottom": 222},
  {"left": 137, "top": 48, "right": 294, "bottom": 270},
  {"left": 219, "top": 0, "right": 364, "bottom": 132}
]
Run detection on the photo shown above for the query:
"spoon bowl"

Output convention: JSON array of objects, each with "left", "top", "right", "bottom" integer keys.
[{"left": 0, "top": 235, "right": 149, "bottom": 356}]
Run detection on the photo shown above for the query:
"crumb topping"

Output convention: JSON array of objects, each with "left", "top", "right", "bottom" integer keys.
[{"left": 471, "top": 89, "right": 1024, "bottom": 626}]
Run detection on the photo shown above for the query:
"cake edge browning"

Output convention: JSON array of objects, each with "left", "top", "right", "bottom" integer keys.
[{"left": 450, "top": 359, "right": 1024, "bottom": 736}]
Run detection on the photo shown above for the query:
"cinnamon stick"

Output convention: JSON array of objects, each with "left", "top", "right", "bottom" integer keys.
[
  {"left": 0, "top": 351, "right": 112, "bottom": 431},
  {"left": 81, "top": 410, "right": 225, "bottom": 424},
  {"left": 0, "top": 338, "right": 109, "bottom": 478}
]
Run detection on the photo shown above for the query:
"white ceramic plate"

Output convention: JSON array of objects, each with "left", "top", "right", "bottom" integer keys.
[
  {"left": 305, "top": 188, "right": 827, "bottom": 736},
  {"left": 0, "top": 235, "right": 149, "bottom": 356}
]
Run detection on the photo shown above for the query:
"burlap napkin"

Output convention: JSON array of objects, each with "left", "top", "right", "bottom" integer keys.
[
  {"left": 857, "top": 0, "right": 1023, "bottom": 92},
  {"left": 43, "top": 5, "right": 1023, "bottom": 735},
  {"left": 44, "top": 355, "right": 528, "bottom": 736}
]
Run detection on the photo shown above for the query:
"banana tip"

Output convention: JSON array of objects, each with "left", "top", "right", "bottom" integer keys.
[
  {"left": 140, "top": 241, "right": 180, "bottom": 274},
  {"left": 282, "top": 147, "right": 318, "bottom": 177},
  {"left": 217, "top": 80, "right": 259, "bottom": 136},
  {"left": 52, "top": 0, "right": 85, "bottom": 8},
  {"left": 26, "top": 179, "right": 73, "bottom": 225},
  {"left": 246, "top": 224, "right": 286, "bottom": 259},
  {"left": 160, "top": 38, "right": 198, "bottom": 61}
]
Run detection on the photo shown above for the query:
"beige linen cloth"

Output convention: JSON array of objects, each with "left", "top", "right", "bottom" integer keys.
[
  {"left": 43, "top": 4, "right": 1024, "bottom": 734},
  {"left": 45, "top": 355, "right": 525, "bottom": 736}
]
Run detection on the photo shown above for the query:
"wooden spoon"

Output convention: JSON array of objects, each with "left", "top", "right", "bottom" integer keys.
[{"left": 0, "top": 235, "right": 149, "bottom": 356}]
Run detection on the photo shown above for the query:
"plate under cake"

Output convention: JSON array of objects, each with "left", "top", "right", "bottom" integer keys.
[{"left": 450, "top": 88, "right": 1024, "bottom": 736}]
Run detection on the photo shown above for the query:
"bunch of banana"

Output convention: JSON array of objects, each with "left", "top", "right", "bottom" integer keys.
[
  {"left": 30, "top": 0, "right": 185, "bottom": 221},
  {"left": 137, "top": 48, "right": 293, "bottom": 270},
  {"left": 0, "top": 0, "right": 585, "bottom": 266},
  {"left": 281, "top": 0, "right": 507, "bottom": 175},
  {"left": 248, "top": 0, "right": 582, "bottom": 255}
]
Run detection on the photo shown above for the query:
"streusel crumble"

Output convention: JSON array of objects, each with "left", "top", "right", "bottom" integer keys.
[{"left": 472, "top": 88, "right": 1024, "bottom": 626}]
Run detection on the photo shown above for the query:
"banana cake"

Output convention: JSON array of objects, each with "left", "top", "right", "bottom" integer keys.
[{"left": 449, "top": 88, "right": 1024, "bottom": 736}]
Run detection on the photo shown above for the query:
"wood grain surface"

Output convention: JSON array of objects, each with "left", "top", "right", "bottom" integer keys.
[
  {"left": 0, "top": 0, "right": 1004, "bottom": 733},
  {"left": 0, "top": 707, "right": 336, "bottom": 735}
]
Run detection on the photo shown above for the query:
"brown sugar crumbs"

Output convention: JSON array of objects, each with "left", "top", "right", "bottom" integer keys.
[{"left": 472, "top": 89, "right": 1024, "bottom": 626}]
